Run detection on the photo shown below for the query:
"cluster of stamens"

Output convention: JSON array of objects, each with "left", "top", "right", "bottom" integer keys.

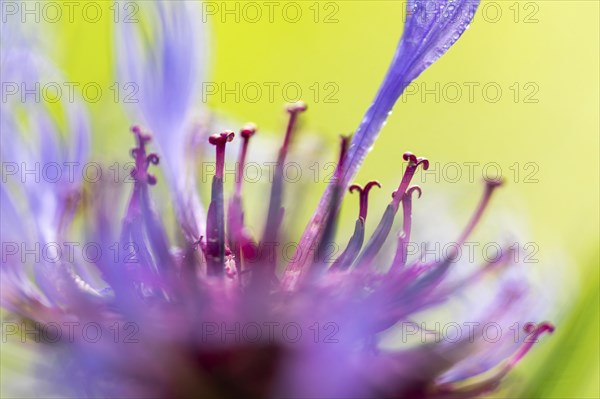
[{"left": 129, "top": 103, "right": 510, "bottom": 285}]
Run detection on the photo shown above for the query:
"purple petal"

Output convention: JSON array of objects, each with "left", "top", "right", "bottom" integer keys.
[
  {"left": 344, "top": 0, "right": 480, "bottom": 184},
  {"left": 286, "top": 0, "right": 480, "bottom": 289},
  {"left": 115, "top": 1, "right": 208, "bottom": 240}
]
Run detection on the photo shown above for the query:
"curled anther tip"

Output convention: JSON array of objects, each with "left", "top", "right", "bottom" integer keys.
[
  {"left": 131, "top": 125, "right": 141, "bottom": 134},
  {"left": 241, "top": 123, "right": 257, "bottom": 138},
  {"left": 349, "top": 184, "right": 362, "bottom": 194},
  {"left": 147, "top": 153, "right": 160, "bottom": 165},
  {"left": 402, "top": 151, "right": 416, "bottom": 162},
  {"left": 524, "top": 321, "right": 555, "bottom": 335},
  {"left": 416, "top": 157, "right": 430, "bottom": 170},
  {"left": 286, "top": 100, "right": 307, "bottom": 113},
  {"left": 536, "top": 322, "right": 555, "bottom": 334},
  {"left": 147, "top": 174, "right": 157, "bottom": 185},
  {"left": 405, "top": 185, "right": 422, "bottom": 199},
  {"left": 349, "top": 181, "right": 381, "bottom": 195},
  {"left": 403, "top": 152, "right": 429, "bottom": 169},
  {"left": 209, "top": 131, "right": 235, "bottom": 145},
  {"left": 364, "top": 180, "right": 382, "bottom": 192}
]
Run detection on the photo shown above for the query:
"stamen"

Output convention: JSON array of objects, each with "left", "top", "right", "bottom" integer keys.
[
  {"left": 353, "top": 153, "right": 427, "bottom": 270},
  {"left": 254, "top": 105, "right": 305, "bottom": 287},
  {"left": 229, "top": 124, "right": 258, "bottom": 281},
  {"left": 235, "top": 123, "right": 256, "bottom": 195},
  {"left": 279, "top": 101, "right": 307, "bottom": 164},
  {"left": 261, "top": 103, "right": 307, "bottom": 247},
  {"left": 349, "top": 181, "right": 381, "bottom": 221},
  {"left": 307, "top": 135, "right": 351, "bottom": 276},
  {"left": 130, "top": 126, "right": 159, "bottom": 185},
  {"left": 433, "top": 322, "right": 554, "bottom": 397},
  {"left": 509, "top": 322, "right": 555, "bottom": 367},
  {"left": 391, "top": 152, "right": 429, "bottom": 210},
  {"left": 401, "top": 178, "right": 503, "bottom": 290},
  {"left": 208, "top": 131, "right": 235, "bottom": 179},
  {"left": 206, "top": 131, "right": 234, "bottom": 277},
  {"left": 120, "top": 126, "right": 173, "bottom": 297},
  {"left": 391, "top": 185, "right": 422, "bottom": 269},
  {"left": 456, "top": 177, "right": 504, "bottom": 246}
]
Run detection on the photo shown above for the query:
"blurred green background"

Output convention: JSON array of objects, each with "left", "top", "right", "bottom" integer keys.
[{"left": 33, "top": 0, "right": 600, "bottom": 397}]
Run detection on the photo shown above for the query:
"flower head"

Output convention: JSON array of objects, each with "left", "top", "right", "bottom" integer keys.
[{"left": 1, "top": 1, "right": 553, "bottom": 398}]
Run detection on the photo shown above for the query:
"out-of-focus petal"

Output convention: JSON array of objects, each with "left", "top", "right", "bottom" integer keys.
[{"left": 115, "top": 1, "right": 208, "bottom": 240}]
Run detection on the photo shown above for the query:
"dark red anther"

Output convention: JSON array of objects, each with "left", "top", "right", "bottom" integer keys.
[
  {"left": 405, "top": 185, "right": 422, "bottom": 200},
  {"left": 146, "top": 175, "right": 157, "bottom": 185},
  {"left": 208, "top": 131, "right": 235, "bottom": 145},
  {"left": 392, "top": 151, "right": 429, "bottom": 209},
  {"left": 509, "top": 322, "right": 554, "bottom": 367},
  {"left": 147, "top": 153, "right": 159, "bottom": 165},
  {"left": 240, "top": 123, "right": 257, "bottom": 139},
  {"left": 209, "top": 131, "right": 235, "bottom": 179},
  {"left": 403, "top": 151, "right": 430, "bottom": 170},
  {"left": 349, "top": 181, "right": 381, "bottom": 221}
]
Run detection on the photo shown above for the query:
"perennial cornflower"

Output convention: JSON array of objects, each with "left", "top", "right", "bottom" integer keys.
[{"left": 1, "top": 1, "right": 554, "bottom": 398}]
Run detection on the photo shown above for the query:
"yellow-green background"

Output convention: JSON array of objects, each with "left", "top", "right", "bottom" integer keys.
[{"left": 28, "top": 1, "right": 600, "bottom": 397}]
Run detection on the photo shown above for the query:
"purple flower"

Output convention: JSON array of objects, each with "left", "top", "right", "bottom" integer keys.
[{"left": 1, "top": 1, "right": 553, "bottom": 398}]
